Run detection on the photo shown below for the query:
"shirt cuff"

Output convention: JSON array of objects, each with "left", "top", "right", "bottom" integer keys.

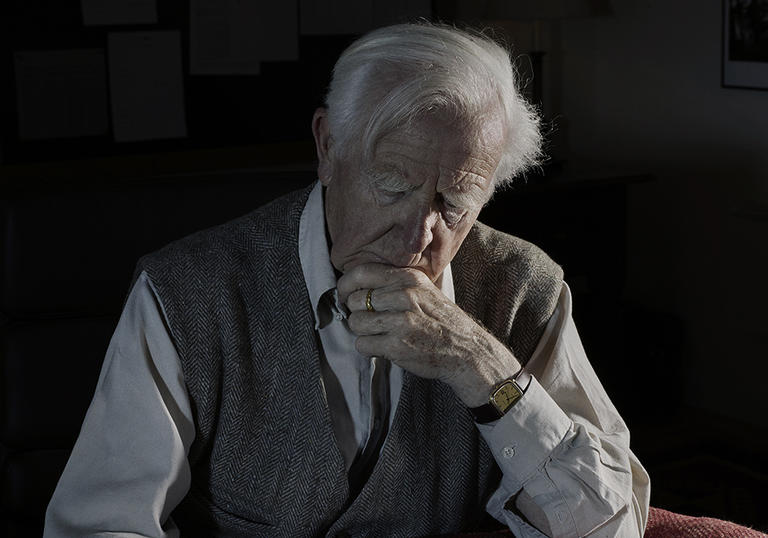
[{"left": 476, "top": 375, "right": 572, "bottom": 493}]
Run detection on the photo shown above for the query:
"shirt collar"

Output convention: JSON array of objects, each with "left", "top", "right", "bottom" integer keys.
[
  {"left": 299, "top": 181, "right": 340, "bottom": 330},
  {"left": 298, "top": 180, "right": 456, "bottom": 329}
]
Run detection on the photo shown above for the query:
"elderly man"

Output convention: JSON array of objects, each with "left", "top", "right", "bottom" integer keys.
[{"left": 45, "top": 23, "right": 649, "bottom": 537}]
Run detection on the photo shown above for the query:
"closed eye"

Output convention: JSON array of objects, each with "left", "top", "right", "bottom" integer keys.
[
  {"left": 438, "top": 194, "right": 466, "bottom": 226},
  {"left": 368, "top": 171, "right": 415, "bottom": 204},
  {"left": 378, "top": 189, "right": 406, "bottom": 204}
]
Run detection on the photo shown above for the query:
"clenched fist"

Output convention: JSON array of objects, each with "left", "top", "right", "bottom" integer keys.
[{"left": 337, "top": 263, "right": 522, "bottom": 407}]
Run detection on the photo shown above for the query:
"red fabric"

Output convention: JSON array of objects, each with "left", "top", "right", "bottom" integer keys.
[
  {"left": 438, "top": 506, "right": 767, "bottom": 537},
  {"left": 644, "top": 506, "right": 767, "bottom": 538}
]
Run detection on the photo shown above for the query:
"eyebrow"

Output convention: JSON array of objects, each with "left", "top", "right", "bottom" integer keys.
[
  {"left": 366, "top": 165, "right": 490, "bottom": 208},
  {"left": 366, "top": 167, "right": 414, "bottom": 191},
  {"left": 442, "top": 181, "right": 488, "bottom": 208}
]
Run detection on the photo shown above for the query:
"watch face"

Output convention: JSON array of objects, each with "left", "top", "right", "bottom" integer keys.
[{"left": 492, "top": 381, "right": 523, "bottom": 413}]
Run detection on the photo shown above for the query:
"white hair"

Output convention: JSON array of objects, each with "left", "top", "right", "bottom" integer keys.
[{"left": 324, "top": 22, "right": 542, "bottom": 190}]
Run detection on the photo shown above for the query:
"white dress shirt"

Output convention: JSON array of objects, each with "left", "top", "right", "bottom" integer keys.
[
  {"left": 297, "top": 183, "right": 405, "bottom": 470},
  {"left": 45, "top": 181, "right": 650, "bottom": 537}
]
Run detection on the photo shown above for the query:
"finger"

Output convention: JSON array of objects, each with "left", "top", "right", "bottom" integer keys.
[
  {"left": 347, "top": 310, "right": 400, "bottom": 335},
  {"left": 355, "top": 334, "right": 397, "bottom": 358},
  {"left": 346, "top": 288, "right": 373, "bottom": 313},
  {"left": 347, "top": 287, "right": 420, "bottom": 313},
  {"left": 337, "top": 263, "right": 391, "bottom": 304},
  {"left": 337, "top": 263, "right": 425, "bottom": 304}
]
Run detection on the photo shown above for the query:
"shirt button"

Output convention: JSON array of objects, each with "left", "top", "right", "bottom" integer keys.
[
  {"left": 502, "top": 445, "right": 516, "bottom": 459},
  {"left": 335, "top": 312, "right": 343, "bottom": 321}
]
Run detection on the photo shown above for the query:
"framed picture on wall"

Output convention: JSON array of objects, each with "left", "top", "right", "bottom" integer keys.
[{"left": 722, "top": 0, "right": 768, "bottom": 90}]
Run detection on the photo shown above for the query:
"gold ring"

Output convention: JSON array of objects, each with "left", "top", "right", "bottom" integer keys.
[{"left": 366, "top": 288, "right": 375, "bottom": 312}]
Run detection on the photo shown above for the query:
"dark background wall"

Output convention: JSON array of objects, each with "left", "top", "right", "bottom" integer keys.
[
  {"left": 538, "top": 1, "right": 768, "bottom": 528},
  {"left": 556, "top": 0, "right": 768, "bottom": 428}
]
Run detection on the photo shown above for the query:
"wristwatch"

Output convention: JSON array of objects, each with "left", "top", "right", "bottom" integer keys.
[{"left": 469, "top": 369, "right": 531, "bottom": 424}]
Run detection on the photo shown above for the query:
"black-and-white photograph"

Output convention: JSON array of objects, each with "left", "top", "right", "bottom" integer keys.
[
  {"left": 728, "top": 0, "right": 768, "bottom": 61},
  {"left": 723, "top": 0, "right": 768, "bottom": 88}
]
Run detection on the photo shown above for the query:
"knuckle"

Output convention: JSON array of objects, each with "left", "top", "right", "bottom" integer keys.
[
  {"left": 375, "top": 315, "right": 387, "bottom": 331},
  {"left": 349, "top": 290, "right": 363, "bottom": 310},
  {"left": 403, "top": 289, "right": 419, "bottom": 308},
  {"left": 402, "top": 310, "right": 418, "bottom": 327},
  {"left": 402, "top": 268, "right": 423, "bottom": 285},
  {"left": 337, "top": 283, "right": 352, "bottom": 301}
]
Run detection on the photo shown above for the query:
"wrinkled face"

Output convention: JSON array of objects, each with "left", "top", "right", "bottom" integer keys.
[{"left": 315, "top": 111, "right": 505, "bottom": 282}]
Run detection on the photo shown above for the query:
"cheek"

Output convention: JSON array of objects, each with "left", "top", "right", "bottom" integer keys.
[
  {"left": 327, "top": 199, "right": 393, "bottom": 262},
  {"left": 327, "top": 186, "right": 365, "bottom": 234},
  {"left": 335, "top": 198, "right": 388, "bottom": 237}
]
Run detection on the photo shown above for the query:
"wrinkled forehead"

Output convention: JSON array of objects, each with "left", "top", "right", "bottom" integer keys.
[
  {"left": 377, "top": 109, "right": 504, "bottom": 150},
  {"left": 366, "top": 112, "right": 506, "bottom": 189}
]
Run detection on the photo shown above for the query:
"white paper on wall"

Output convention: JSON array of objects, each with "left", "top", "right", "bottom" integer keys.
[
  {"left": 190, "top": 0, "right": 298, "bottom": 75},
  {"left": 300, "top": 0, "right": 431, "bottom": 35},
  {"left": 108, "top": 31, "right": 187, "bottom": 142},
  {"left": 300, "top": 0, "right": 373, "bottom": 35},
  {"left": 372, "top": 0, "right": 431, "bottom": 27},
  {"left": 81, "top": 0, "right": 158, "bottom": 25},
  {"left": 14, "top": 49, "right": 109, "bottom": 140}
]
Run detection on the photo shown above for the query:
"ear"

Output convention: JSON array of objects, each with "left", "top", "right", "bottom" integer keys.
[{"left": 311, "top": 108, "right": 333, "bottom": 186}]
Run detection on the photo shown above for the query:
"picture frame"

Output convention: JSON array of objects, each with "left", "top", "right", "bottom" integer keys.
[{"left": 722, "top": 0, "right": 768, "bottom": 90}]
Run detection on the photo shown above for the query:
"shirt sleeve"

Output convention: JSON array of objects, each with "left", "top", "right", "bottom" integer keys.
[
  {"left": 44, "top": 271, "right": 195, "bottom": 538},
  {"left": 477, "top": 281, "right": 651, "bottom": 537}
]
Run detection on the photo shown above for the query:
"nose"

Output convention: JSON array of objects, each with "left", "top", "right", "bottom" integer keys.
[{"left": 403, "top": 201, "right": 438, "bottom": 256}]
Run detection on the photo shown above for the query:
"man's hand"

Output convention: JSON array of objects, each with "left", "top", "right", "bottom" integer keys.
[{"left": 337, "top": 263, "right": 522, "bottom": 407}]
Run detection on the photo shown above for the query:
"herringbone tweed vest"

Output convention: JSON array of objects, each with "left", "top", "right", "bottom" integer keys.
[{"left": 133, "top": 184, "right": 563, "bottom": 537}]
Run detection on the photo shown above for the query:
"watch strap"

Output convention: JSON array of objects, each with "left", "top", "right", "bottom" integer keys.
[{"left": 515, "top": 368, "right": 532, "bottom": 392}]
